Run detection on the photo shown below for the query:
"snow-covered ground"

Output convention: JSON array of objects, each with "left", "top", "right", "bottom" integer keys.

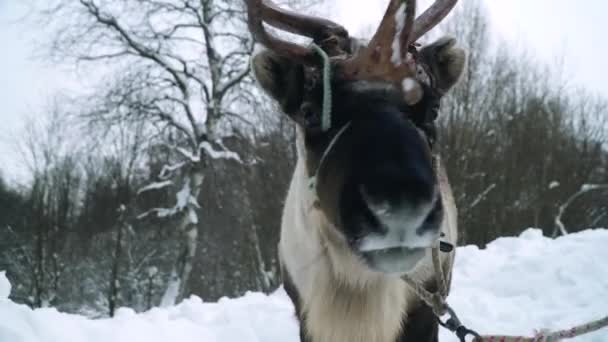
[{"left": 1, "top": 228, "right": 607, "bottom": 342}]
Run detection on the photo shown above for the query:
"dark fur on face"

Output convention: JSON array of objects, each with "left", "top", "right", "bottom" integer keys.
[
  {"left": 316, "top": 82, "right": 439, "bottom": 239},
  {"left": 251, "top": 36, "right": 464, "bottom": 162}
]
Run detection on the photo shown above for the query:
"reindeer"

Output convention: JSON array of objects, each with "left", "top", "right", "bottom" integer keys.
[{"left": 248, "top": 0, "right": 465, "bottom": 341}]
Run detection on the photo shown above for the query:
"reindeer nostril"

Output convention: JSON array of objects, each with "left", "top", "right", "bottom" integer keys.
[
  {"left": 359, "top": 161, "right": 436, "bottom": 218},
  {"left": 300, "top": 102, "right": 320, "bottom": 128},
  {"left": 360, "top": 185, "right": 391, "bottom": 216},
  {"left": 416, "top": 200, "right": 443, "bottom": 236}
]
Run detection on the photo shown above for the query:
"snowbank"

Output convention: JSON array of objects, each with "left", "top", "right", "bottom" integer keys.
[
  {"left": 1, "top": 229, "right": 607, "bottom": 342},
  {"left": 0, "top": 272, "right": 10, "bottom": 300},
  {"left": 446, "top": 229, "right": 607, "bottom": 341}
]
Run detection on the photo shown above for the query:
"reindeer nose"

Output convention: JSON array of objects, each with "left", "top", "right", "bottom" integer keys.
[{"left": 361, "top": 162, "right": 436, "bottom": 210}]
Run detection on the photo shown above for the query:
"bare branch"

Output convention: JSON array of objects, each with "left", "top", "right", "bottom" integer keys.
[
  {"left": 553, "top": 184, "right": 608, "bottom": 237},
  {"left": 78, "top": 0, "right": 201, "bottom": 142}
]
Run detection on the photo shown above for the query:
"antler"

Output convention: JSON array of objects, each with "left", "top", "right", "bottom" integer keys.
[
  {"left": 246, "top": 0, "right": 348, "bottom": 63},
  {"left": 339, "top": 0, "right": 418, "bottom": 84},
  {"left": 411, "top": 0, "right": 458, "bottom": 42},
  {"left": 247, "top": 0, "right": 458, "bottom": 103}
]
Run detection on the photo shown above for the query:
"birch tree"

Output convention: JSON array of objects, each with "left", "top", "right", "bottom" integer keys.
[{"left": 40, "top": 0, "right": 313, "bottom": 303}]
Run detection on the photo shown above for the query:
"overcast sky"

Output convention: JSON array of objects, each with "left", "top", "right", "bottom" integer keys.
[{"left": 0, "top": 0, "right": 607, "bottom": 181}]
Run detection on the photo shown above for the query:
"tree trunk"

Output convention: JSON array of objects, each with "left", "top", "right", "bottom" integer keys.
[
  {"left": 162, "top": 169, "right": 204, "bottom": 305},
  {"left": 250, "top": 224, "right": 272, "bottom": 292},
  {"left": 108, "top": 212, "right": 126, "bottom": 317},
  {"left": 34, "top": 226, "right": 45, "bottom": 308}
]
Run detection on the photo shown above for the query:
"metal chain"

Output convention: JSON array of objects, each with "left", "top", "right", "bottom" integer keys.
[{"left": 402, "top": 244, "right": 608, "bottom": 342}]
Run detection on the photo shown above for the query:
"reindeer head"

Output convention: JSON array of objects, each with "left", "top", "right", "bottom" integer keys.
[{"left": 249, "top": 0, "right": 465, "bottom": 275}]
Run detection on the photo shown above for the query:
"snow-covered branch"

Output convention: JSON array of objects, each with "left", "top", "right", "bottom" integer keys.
[
  {"left": 175, "top": 146, "right": 200, "bottom": 163},
  {"left": 466, "top": 183, "right": 497, "bottom": 212},
  {"left": 78, "top": 0, "right": 202, "bottom": 140},
  {"left": 136, "top": 181, "right": 201, "bottom": 220},
  {"left": 137, "top": 180, "right": 173, "bottom": 195},
  {"left": 159, "top": 161, "right": 187, "bottom": 180},
  {"left": 136, "top": 207, "right": 175, "bottom": 220},
  {"left": 199, "top": 141, "right": 242, "bottom": 163},
  {"left": 553, "top": 183, "right": 608, "bottom": 237}
]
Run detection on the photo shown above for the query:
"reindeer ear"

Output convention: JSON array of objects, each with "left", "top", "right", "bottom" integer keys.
[
  {"left": 419, "top": 36, "right": 466, "bottom": 94},
  {"left": 251, "top": 50, "right": 305, "bottom": 115}
]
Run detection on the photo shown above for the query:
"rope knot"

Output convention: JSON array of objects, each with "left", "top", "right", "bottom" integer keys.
[
  {"left": 430, "top": 293, "right": 448, "bottom": 317},
  {"left": 533, "top": 329, "right": 557, "bottom": 342}
]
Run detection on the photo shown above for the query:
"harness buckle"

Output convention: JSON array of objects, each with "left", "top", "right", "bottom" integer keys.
[
  {"left": 439, "top": 241, "right": 454, "bottom": 253},
  {"left": 437, "top": 306, "right": 481, "bottom": 342}
]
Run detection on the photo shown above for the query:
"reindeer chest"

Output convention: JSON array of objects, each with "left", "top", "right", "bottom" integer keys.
[{"left": 284, "top": 264, "right": 439, "bottom": 342}]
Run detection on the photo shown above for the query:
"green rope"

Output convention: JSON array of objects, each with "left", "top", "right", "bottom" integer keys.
[{"left": 310, "top": 43, "right": 332, "bottom": 132}]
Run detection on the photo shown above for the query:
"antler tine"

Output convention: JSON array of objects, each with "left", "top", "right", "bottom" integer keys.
[
  {"left": 341, "top": 0, "right": 417, "bottom": 83},
  {"left": 367, "top": 0, "right": 417, "bottom": 63},
  {"left": 247, "top": 0, "right": 349, "bottom": 63},
  {"left": 246, "top": 0, "right": 316, "bottom": 63},
  {"left": 259, "top": 0, "right": 348, "bottom": 42},
  {"left": 398, "top": 0, "right": 418, "bottom": 57},
  {"left": 411, "top": 0, "right": 458, "bottom": 42}
]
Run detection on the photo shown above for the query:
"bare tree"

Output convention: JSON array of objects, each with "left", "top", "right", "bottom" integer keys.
[
  {"left": 11, "top": 105, "right": 82, "bottom": 307},
  {"left": 553, "top": 184, "right": 608, "bottom": 237},
  {"left": 436, "top": 0, "right": 608, "bottom": 245},
  {"left": 38, "top": 0, "right": 322, "bottom": 303},
  {"left": 42, "top": 0, "right": 250, "bottom": 304},
  {"left": 96, "top": 121, "right": 147, "bottom": 316}
]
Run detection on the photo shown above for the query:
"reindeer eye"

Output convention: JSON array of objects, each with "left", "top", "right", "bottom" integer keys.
[
  {"left": 428, "top": 103, "right": 440, "bottom": 121},
  {"left": 416, "top": 65, "right": 431, "bottom": 87},
  {"left": 300, "top": 102, "right": 321, "bottom": 129},
  {"left": 422, "top": 123, "right": 437, "bottom": 147}
]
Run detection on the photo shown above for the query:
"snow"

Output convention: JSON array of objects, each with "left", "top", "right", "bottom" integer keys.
[
  {"left": 445, "top": 229, "right": 608, "bottom": 341},
  {"left": 0, "top": 272, "right": 9, "bottom": 300},
  {"left": 176, "top": 146, "right": 200, "bottom": 163},
  {"left": 175, "top": 182, "right": 192, "bottom": 211},
  {"left": 160, "top": 272, "right": 181, "bottom": 308},
  {"left": 549, "top": 181, "right": 560, "bottom": 189},
  {"left": 159, "top": 161, "right": 186, "bottom": 179},
  {"left": 580, "top": 184, "right": 607, "bottom": 192},
  {"left": 199, "top": 141, "right": 242, "bottom": 164},
  {"left": 391, "top": 3, "right": 407, "bottom": 66},
  {"left": 1, "top": 229, "right": 607, "bottom": 341},
  {"left": 137, "top": 180, "right": 173, "bottom": 195},
  {"left": 147, "top": 267, "right": 158, "bottom": 278},
  {"left": 137, "top": 181, "right": 201, "bottom": 220},
  {"left": 401, "top": 78, "right": 418, "bottom": 93}
]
